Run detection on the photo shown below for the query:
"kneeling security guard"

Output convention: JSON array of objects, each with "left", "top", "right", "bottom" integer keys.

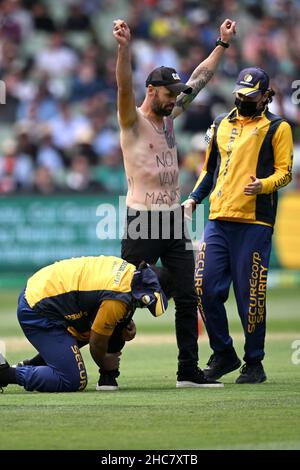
[{"left": 0, "top": 256, "right": 171, "bottom": 392}]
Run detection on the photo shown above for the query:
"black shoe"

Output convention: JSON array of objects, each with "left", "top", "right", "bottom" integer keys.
[
  {"left": 16, "top": 354, "right": 46, "bottom": 367},
  {"left": 235, "top": 363, "right": 267, "bottom": 384},
  {"left": 0, "top": 352, "right": 10, "bottom": 391},
  {"left": 96, "top": 370, "right": 119, "bottom": 391},
  {"left": 176, "top": 367, "right": 224, "bottom": 388},
  {"left": 204, "top": 351, "right": 241, "bottom": 381},
  {"left": 15, "top": 359, "right": 31, "bottom": 367}
]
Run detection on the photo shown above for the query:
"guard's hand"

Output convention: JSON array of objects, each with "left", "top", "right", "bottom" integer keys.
[
  {"left": 244, "top": 175, "right": 262, "bottom": 195},
  {"left": 182, "top": 198, "right": 197, "bottom": 221},
  {"left": 113, "top": 19, "right": 131, "bottom": 46},
  {"left": 101, "top": 352, "right": 121, "bottom": 371},
  {"left": 122, "top": 320, "right": 136, "bottom": 342},
  {"left": 220, "top": 19, "right": 236, "bottom": 43}
]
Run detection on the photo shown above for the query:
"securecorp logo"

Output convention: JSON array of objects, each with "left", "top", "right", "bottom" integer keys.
[
  {"left": 71, "top": 345, "right": 87, "bottom": 390},
  {"left": 195, "top": 242, "right": 206, "bottom": 321},
  {"left": 248, "top": 251, "right": 268, "bottom": 334}
]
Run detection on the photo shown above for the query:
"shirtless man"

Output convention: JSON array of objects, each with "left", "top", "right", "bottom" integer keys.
[{"left": 113, "top": 18, "right": 236, "bottom": 388}]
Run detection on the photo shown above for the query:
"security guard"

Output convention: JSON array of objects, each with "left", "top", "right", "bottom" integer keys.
[
  {"left": 0, "top": 256, "right": 170, "bottom": 392},
  {"left": 184, "top": 67, "right": 293, "bottom": 383}
]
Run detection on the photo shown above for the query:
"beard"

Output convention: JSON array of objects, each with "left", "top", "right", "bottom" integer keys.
[{"left": 151, "top": 95, "right": 174, "bottom": 116}]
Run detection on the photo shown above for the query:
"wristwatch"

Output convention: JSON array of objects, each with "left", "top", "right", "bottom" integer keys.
[{"left": 216, "top": 37, "right": 229, "bottom": 48}]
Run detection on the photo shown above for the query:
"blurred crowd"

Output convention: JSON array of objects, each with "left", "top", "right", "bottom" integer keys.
[{"left": 0, "top": 0, "right": 300, "bottom": 196}]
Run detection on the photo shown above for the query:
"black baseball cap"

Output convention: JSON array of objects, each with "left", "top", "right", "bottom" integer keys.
[
  {"left": 145, "top": 66, "right": 193, "bottom": 94},
  {"left": 233, "top": 67, "right": 269, "bottom": 97}
]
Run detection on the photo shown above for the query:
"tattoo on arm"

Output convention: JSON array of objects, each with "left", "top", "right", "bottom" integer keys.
[{"left": 176, "top": 67, "right": 214, "bottom": 111}]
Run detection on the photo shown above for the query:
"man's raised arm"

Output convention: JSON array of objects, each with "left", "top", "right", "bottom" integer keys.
[
  {"left": 113, "top": 19, "right": 137, "bottom": 128},
  {"left": 172, "top": 19, "right": 236, "bottom": 119}
]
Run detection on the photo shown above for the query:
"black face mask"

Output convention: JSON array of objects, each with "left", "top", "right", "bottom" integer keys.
[{"left": 235, "top": 97, "right": 258, "bottom": 116}]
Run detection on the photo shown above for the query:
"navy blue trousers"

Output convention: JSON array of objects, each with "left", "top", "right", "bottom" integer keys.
[
  {"left": 15, "top": 291, "right": 88, "bottom": 392},
  {"left": 195, "top": 220, "right": 273, "bottom": 364}
]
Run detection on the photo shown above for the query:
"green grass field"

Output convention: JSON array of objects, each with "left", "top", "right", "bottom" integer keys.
[{"left": 1, "top": 287, "right": 300, "bottom": 450}]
